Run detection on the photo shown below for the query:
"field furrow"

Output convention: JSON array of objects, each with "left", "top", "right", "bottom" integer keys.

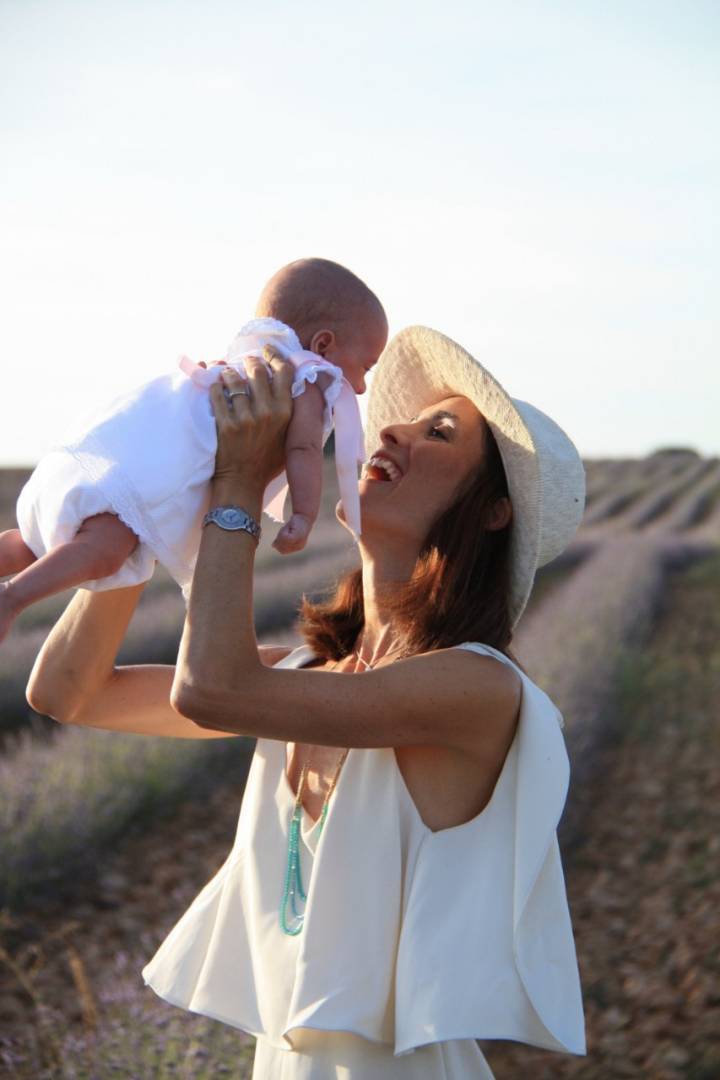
[
  {"left": 483, "top": 551, "right": 720, "bottom": 1079},
  {"left": 580, "top": 457, "right": 709, "bottom": 532},
  {"left": 646, "top": 460, "right": 720, "bottom": 534},
  {"left": 625, "top": 459, "right": 717, "bottom": 530},
  {"left": 514, "top": 536, "right": 701, "bottom": 845}
]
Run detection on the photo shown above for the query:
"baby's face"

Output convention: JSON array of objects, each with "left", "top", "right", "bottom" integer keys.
[{"left": 322, "top": 314, "right": 388, "bottom": 395}]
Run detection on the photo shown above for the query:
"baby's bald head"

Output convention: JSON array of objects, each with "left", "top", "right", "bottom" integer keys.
[
  {"left": 255, "top": 258, "right": 388, "bottom": 393},
  {"left": 256, "top": 258, "right": 385, "bottom": 346}
]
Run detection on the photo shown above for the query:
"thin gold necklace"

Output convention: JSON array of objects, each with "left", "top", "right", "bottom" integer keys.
[{"left": 350, "top": 642, "right": 408, "bottom": 671}]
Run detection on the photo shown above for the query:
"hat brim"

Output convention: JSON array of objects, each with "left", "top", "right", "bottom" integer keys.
[{"left": 365, "top": 326, "right": 543, "bottom": 628}]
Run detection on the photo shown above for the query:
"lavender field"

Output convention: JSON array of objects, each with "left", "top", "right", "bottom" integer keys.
[{"left": 1, "top": 448, "right": 719, "bottom": 1079}]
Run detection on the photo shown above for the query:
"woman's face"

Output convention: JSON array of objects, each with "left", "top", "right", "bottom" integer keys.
[{"left": 350, "top": 394, "right": 492, "bottom": 547}]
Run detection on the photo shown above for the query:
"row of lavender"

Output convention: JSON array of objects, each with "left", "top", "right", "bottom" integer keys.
[
  {"left": 581, "top": 450, "right": 720, "bottom": 534},
  {"left": 6, "top": 474, "right": 720, "bottom": 1079},
  {"left": 1, "top": 453, "right": 718, "bottom": 908}
]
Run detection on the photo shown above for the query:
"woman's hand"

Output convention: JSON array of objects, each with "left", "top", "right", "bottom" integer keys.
[{"left": 209, "top": 348, "right": 294, "bottom": 497}]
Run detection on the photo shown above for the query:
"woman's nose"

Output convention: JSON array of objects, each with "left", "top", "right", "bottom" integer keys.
[{"left": 378, "top": 420, "right": 412, "bottom": 445}]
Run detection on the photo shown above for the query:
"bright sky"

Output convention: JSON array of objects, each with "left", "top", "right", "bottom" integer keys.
[{"left": 1, "top": 0, "right": 718, "bottom": 465}]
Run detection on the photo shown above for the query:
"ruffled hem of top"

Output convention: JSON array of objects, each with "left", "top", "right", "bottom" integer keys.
[{"left": 141, "top": 643, "right": 586, "bottom": 1058}]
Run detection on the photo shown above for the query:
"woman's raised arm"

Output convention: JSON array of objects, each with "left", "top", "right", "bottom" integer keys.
[
  {"left": 171, "top": 354, "right": 522, "bottom": 755},
  {"left": 27, "top": 584, "right": 248, "bottom": 738},
  {"left": 27, "top": 581, "right": 292, "bottom": 737},
  {"left": 26, "top": 584, "right": 182, "bottom": 734}
]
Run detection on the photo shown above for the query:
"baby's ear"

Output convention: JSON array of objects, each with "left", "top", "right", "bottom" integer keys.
[{"left": 309, "top": 328, "right": 336, "bottom": 356}]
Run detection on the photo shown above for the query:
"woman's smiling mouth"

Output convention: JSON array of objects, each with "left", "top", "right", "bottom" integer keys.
[{"left": 361, "top": 453, "right": 403, "bottom": 483}]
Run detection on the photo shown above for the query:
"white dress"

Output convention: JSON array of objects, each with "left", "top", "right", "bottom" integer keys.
[
  {"left": 141, "top": 642, "right": 587, "bottom": 1077},
  {"left": 16, "top": 319, "right": 365, "bottom": 597}
]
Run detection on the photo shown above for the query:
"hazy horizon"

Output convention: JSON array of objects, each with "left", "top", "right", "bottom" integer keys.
[{"left": 2, "top": 0, "right": 718, "bottom": 465}]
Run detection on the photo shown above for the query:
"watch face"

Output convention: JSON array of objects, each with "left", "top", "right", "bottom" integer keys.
[
  {"left": 204, "top": 506, "right": 259, "bottom": 538},
  {"left": 219, "top": 508, "right": 246, "bottom": 528}
]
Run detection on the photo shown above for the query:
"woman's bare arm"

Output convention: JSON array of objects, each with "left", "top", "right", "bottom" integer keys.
[
  {"left": 27, "top": 584, "right": 292, "bottom": 738},
  {"left": 171, "top": 355, "right": 522, "bottom": 755}
]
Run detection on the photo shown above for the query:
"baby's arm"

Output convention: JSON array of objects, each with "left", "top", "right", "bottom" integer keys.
[{"left": 272, "top": 380, "right": 327, "bottom": 554}]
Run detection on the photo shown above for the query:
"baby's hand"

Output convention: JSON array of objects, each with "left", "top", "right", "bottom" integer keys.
[{"left": 272, "top": 513, "right": 313, "bottom": 555}]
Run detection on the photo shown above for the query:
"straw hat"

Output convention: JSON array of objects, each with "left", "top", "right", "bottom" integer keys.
[{"left": 365, "top": 326, "right": 586, "bottom": 628}]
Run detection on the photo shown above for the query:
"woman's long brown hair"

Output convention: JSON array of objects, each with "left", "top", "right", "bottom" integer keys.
[{"left": 298, "top": 421, "right": 516, "bottom": 662}]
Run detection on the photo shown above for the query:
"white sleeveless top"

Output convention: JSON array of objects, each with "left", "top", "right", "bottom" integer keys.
[{"left": 141, "top": 642, "right": 586, "bottom": 1058}]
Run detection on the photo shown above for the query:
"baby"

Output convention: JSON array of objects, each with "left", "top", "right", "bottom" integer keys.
[{"left": 0, "top": 258, "right": 388, "bottom": 643}]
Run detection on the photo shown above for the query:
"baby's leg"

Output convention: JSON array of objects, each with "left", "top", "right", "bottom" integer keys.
[
  {"left": 0, "top": 514, "right": 138, "bottom": 644},
  {"left": 0, "top": 529, "right": 37, "bottom": 575},
  {"left": 272, "top": 382, "right": 326, "bottom": 554}
]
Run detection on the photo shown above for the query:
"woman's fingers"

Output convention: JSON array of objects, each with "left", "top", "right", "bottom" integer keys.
[
  {"left": 238, "top": 354, "right": 273, "bottom": 415},
  {"left": 264, "top": 345, "right": 295, "bottom": 408},
  {"left": 210, "top": 352, "right": 292, "bottom": 487},
  {"left": 263, "top": 345, "right": 295, "bottom": 428},
  {"left": 219, "top": 366, "right": 252, "bottom": 413},
  {"left": 209, "top": 380, "right": 241, "bottom": 434}
]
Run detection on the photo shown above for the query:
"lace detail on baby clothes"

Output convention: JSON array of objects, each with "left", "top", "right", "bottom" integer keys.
[
  {"left": 287, "top": 357, "right": 345, "bottom": 436},
  {"left": 178, "top": 320, "right": 346, "bottom": 436},
  {"left": 63, "top": 433, "right": 192, "bottom": 591},
  {"left": 226, "top": 318, "right": 303, "bottom": 367},
  {"left": 178, "top": 318, "right": 332, "bottom": 394},
  {"left": 227, "top": 321, "right": 345, "bottom": 422},
  {"left": 177, "top": 318, "right": 364, "bottom": 538}
]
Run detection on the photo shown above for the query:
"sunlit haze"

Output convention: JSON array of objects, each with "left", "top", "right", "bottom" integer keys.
[{"left": 1, "top": 0, "right": 718, "bottom": 466}]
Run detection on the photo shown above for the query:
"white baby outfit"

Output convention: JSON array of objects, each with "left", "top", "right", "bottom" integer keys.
[
  {"left": 141, "top": 642, "right": 586, "bottom": 1078},
  {"left": 16, "top": 319, "right": 365, "bottom": 597}
]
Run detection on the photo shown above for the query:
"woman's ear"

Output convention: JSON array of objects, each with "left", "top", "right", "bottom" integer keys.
[
  {"left": 487, "top": 496, "right": 512, "bottom": 532},
  {"left": 309, "top": 329, "right": 336, "bottom": 356}
]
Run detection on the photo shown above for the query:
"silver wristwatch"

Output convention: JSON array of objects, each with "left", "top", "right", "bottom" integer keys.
[{"left": 202, "top": 505, "right": 262, "bottom": 542}]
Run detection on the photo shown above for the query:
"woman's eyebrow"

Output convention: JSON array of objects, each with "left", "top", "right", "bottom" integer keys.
[{"left": 409, "top": 410, "right": 460, "bottom": 423}]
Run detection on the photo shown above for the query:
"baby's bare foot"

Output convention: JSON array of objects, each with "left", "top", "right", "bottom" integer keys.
[
  {"left": 0, "top": 581, "right": 19, "bottom": 645},
  {"left": 272, "top": 514, "right": 313, "bottom": 555}
]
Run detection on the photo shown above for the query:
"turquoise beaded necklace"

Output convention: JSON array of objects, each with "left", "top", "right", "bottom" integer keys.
[
  {"left": 279, "top": 646, "right": 408, "bottom": 936},
  {"left": 279, "top": 746, "right": 349, "bottom": 936}
]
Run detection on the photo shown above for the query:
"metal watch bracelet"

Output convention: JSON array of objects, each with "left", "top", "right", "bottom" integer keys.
[{"left": 202, "top": 505, "right": 262, "bottom": 542}]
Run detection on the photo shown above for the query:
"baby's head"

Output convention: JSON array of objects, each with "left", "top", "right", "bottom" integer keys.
[{"left": 255, "top": 258, "right": 388, "bottom": 394}]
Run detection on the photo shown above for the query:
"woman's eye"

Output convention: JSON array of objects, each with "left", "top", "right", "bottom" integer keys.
[{"left": 429, "top": 425, "right": 448, "bottom": 439}]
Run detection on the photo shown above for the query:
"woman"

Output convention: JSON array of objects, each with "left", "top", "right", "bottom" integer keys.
[{"left": 28, "top": 326, "right": 587, "bottom": 1078}]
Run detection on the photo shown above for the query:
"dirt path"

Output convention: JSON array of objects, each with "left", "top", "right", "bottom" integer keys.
[
  {"left": 483, "top": 552, "right": 720, "bottom": 1079},
  {"left": 1, "top": 555, "right": 719, "bottom": 1078}
]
